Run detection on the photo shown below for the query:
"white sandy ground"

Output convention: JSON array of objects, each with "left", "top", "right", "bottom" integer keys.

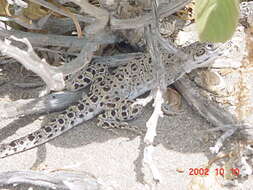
[{"left": 1, "top": 97, "right": 253, "bottom": 190}]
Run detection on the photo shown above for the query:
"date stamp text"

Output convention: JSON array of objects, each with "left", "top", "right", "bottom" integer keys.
[{"left": 188, "top": 168, "right": 240, "bottom": 176}]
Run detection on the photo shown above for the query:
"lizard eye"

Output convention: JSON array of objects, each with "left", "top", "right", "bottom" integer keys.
[
  {"left": 205, "top": 43, "right": 214, "bottom": 50},
  {"left": 195, "top": 48, "right": 205, "bottom": 57}
]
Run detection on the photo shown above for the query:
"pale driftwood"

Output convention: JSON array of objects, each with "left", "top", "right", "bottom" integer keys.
[
  {"left": 0, "top": 170, "right": 101, "bottom": 190},
  {"left": 0, "top": 90, "right": 83, "bottom": 119},
  {"left": 141, "top": 3, "right": 165, "bottom": 183},
  {"left": 0, "top": 29, "right": 121, "bottom": 49},
  {"left": 0, "top": 36, "right": 65, "bottom": 92}
]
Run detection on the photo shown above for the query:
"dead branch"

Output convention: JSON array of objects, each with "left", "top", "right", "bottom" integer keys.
[
  {"left": 140, "top": 1, "right": 167, "bottom": 185},
  {"left": 174, "top": 75, "right": 239, "bottom": 153},
  {"left": 70, "top": 0, "right": 109, "bottom": 34},
  {"left": 0, "top": 29, "right": 121, "bottom": 49},
  {"left": 0, "top": 170, "right": 101, "bottom": 190},
  {"left": 0, "top": 91, "right": 83, "bottom": 119},
  {"left": 0, "top": 36, "right": 65, "bottom": 92}
]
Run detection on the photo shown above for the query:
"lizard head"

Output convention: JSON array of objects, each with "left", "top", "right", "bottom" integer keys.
[
  {"left": 187, "top": 42, "right": 220, "bottom": 59},
  {"left": 180, "top": 42, "right": 224, "bottom": 72}
]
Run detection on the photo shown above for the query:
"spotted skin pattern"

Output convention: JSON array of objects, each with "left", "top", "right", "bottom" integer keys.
[
  {"left": 64, "top": 62, "right": 108, "bottom": 91},
  {"left": 0, "top": 42, "right": 219, "bottom": 158}
]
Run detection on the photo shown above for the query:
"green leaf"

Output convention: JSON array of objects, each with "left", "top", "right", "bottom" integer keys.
[{"left": 195, "top": 0, "right": 240, "bottom": 43}]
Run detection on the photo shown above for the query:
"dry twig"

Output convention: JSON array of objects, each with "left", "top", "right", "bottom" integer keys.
[
  {"left": 70, "top": 0, "right": 109, "bottom": 34},
  {"left": 140, "top": 1, "right": 167, "bottom": 185},
  {"left": 29, "top": 0, "right": 95, "bottom": 23}
]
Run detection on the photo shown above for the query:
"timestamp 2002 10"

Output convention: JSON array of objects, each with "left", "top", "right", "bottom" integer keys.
[{"left": 188, "top": 168, "right": 240, "bottom": 176}]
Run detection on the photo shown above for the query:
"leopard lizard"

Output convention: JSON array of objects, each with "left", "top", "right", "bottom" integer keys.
[{"left": 0, "top": 42, "right": 222, "bottom": 158}]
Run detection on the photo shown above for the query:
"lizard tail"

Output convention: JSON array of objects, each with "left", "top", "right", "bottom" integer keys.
[{"left": 0, "top": 98, "right": 100, "bottom": 158}]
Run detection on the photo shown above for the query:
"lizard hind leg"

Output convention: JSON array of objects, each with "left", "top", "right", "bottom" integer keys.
[
  {"left": 97, "top": 98, "right": 144, "bottom": 133},
  {"left": 162, "top": 88, "right": 182, "bottom": 115}
]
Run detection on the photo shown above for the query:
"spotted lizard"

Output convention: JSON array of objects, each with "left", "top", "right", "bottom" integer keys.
[{"left": 0, "top": 42, "right": 222, "bottom": 158}]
